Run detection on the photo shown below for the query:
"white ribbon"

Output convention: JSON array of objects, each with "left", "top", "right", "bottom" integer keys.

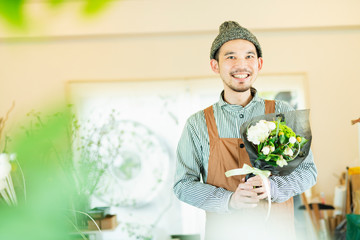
[{"left": 225, "top": 164, "right": 271, "bottom": 221}]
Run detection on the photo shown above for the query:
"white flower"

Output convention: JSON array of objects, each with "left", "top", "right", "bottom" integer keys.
[
  {"left": 0, "top": 153, "right": 9, "bottom": 162},
  {"left": 266, "top": 121, "right": 276, "bottom": 131},
  {"left": 284, "top": 147, "right": 294, "bottom": 157},
  {"left": 9, "top": 153, "right": 16, "bottom": 161},
  {"left": 277, "top": 157, "right": 288, "bottom": 167},
  {"left": 262, "top": 146, "right": 270, "bottom": 155},
  {"left": 289, "top": 137, "right": 296, "bottom": 144},
  {"left": 0, "top": 153, "right": 11, "bottom": 181},
  {"left": 247, "top": 121, "right": 271, "bottom": 145},
  {"left": 270, "top": 145, "right": 275, "bottom": 152},
  {"left": 0, "top": 153, "right": 17, "bottom": 206}
]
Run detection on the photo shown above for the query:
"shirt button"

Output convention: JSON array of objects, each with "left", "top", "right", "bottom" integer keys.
[
  {"left": 239, "top": 143, "right": 245, "bottom": 148},
  {"left": 239, "top": 114, "right": 244, "bottom": 118}
]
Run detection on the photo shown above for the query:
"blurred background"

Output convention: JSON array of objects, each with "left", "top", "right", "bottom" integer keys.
[{"left": 0, "top": 0, "right": 360, "bottom": 239}]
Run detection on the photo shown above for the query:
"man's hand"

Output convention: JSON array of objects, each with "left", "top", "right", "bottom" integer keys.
[{"left": 229, "top": 175, "right": 270, "bottom": 210}]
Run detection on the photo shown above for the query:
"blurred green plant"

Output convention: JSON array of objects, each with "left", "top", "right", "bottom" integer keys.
[
  {"left": 0, "top": 104, "right": 172, "bottom": 239},
  {"left": 21, "top": 106, "right": 119, "bottom": 223},
  {"left": 0, "top": 105, "right": 75, "bottom": 240},
  {"left": 0, "top": 104, "right": 119, "bottom": 239},
  {"left": 0, "top": 0, "right": 113, "bottom": 29}
]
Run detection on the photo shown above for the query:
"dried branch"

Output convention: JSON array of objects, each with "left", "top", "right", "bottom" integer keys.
[
  {"left": 351, "top": 118, "right": 360, "bottom": 125},
  {"left": 0, "top": 101, "right": 15, "bottom": 145}
]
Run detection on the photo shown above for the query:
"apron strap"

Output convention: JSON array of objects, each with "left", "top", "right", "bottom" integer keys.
[
  {"left": 265, "top": 99, "right": 276, "bottom": 114},
  {"left": 204, "top": 106, "right": 219, "bottom": 141}
]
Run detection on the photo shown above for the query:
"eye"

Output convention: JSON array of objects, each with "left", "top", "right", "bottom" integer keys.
[
  {"left": 246, "top": 55, "right": 255, "bottom": 59},
  {"left": 227, "top": 56, "right": 236, "bottom": 60}
]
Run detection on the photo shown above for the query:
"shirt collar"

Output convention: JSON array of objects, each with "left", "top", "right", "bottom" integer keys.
[{"left": 218, "top": 87, "right": 262, "bottom": 110}]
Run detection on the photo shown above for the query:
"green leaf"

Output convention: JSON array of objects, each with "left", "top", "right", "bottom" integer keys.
[
  {"left": 299, "top": 138, "right": 309, "bottom": 148},
  {"left": 258, "top": 142, "right": 263, "bottom": 154},
  {"left": 275, "top": 118, "right": 280, "bottom": 138},
  {"left": 267, "top": 161, "right": 278, "bottom": 167},
  {"left": 268, "top": 154, "right": 280, "bottom": 160},
  {"left": 272, "top": 148, "right": 282, "bottom": 154},
  {"left": 279, "top": 135, "right": 286, "bottom": 144},
  {"left": 257, "top": 154, "right": 267, "bottom": 160}
]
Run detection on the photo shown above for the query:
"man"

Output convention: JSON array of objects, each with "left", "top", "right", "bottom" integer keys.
[{"left": 173, "top": 21, "right": 317, "bottom": 239}]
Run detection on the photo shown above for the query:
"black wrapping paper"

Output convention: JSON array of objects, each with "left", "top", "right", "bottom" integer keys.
[{"left": 240, "top": 109, "right": 312, "bottom": 176}]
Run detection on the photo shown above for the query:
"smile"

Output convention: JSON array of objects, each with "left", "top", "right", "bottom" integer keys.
[{"left": 232, "top": 73, "right": 250, "bottom": 80}]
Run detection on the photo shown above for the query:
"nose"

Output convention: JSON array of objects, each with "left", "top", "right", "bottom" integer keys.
[{"left": 234, "top": 58, "right": 247, "bottom": 69}]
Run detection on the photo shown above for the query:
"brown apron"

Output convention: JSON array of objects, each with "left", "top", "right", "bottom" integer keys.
[{"left": 204, "top": 100, "right": 295, "bottom": 240}]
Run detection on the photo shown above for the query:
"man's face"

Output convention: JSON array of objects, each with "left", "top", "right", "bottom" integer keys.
[{"left": 210, "top": 39, "right": 263, "bottom": 93}]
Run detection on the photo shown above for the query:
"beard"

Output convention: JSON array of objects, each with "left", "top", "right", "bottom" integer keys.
[
  {"left": 223, "top": 80, "right": 252, "bottom": 93},
  {"left": 229, "top": 85, "right": 251, "bottom": 93},
  {"left": 222, "top": 68, "right": 254, "bottom": 93}
]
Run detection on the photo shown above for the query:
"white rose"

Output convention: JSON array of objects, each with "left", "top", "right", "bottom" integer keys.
[
  {"left": 289, "top": 137, "right": 296, "bottom": 144},
  {"left": 262, "top": 146, "right": 270, "bottom": 155},
  {"left": 284, "top": 147, "right": 294, "bottom": 157},
  {"left": 266, "top": 121, "right": 276, "bottom": 131},
  {"left": 259, "top": 120, "right": 267, "bottom": 124},
  {"left": 277, "top": 157, "right": 288, "bottom": 167},
  {"left": 247, "top": 121, "right": 270, "bottom": 145},
  {"left": 0, "top": 153, "right": 11, "bottom": 181},
  {"left": 247, "top": 128, "right": 260, "bottom": 145}
]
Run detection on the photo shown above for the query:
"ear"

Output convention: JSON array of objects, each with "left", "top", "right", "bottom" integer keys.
[
  {"left": 257, "top": 57, "right": 263, "bottom": 71},
  {"left": 210, "top": 59, "right": 220, "bottom": 73}
]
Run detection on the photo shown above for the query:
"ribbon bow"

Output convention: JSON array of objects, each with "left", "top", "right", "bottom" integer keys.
[{"left": 225, "top": 164, "right": 271, "bottom": 221}]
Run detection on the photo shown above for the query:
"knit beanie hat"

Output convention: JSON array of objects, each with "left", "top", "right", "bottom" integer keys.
[{"left": 210, "top": 21, "right": 262, "bottom": 60}]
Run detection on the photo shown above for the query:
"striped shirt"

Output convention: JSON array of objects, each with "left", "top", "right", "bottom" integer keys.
[{"left": 173, "top": 88, "right": 317, "bottom": 213}]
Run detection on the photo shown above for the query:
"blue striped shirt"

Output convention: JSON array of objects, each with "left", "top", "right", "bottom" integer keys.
[{"left": 173, "top": 89, "right": 317, "bottom": 213}]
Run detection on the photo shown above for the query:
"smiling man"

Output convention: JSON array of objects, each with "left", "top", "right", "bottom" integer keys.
[
  {"left": 173, "top": 21, "right": 317, "bottom": 240},
  {"left": 210, "top": 38, "right": 262, "bottom": 106}
]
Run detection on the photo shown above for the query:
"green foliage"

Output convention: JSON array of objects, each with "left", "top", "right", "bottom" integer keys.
[
  {"left": 270, "top": 120, "right": 296, "bottom": 139},
  {"left": 0, "top": 0, "right": 113, "bottom": 29},
  {"left": 22, "top": 106, "right": 121, "bottom": 203},
  {"left": 255, "top": 117, "right": 307, "bottom": 166},
  {"left": 0, "top": 106, "right": 74, "bottom": 240},
  {"left": 298, "top": 136, "right": 309, "bottom": 149},
  {"left": 0, "top": 105, "right": 129, "bottom": 238},
  {"left": 0, "top": 0, "right": 25, "bottom": 28},
  {"left": 0, "top": 104, "right": 170, "bottom": 239},
  {"left": 83, "top": 0, "right": 111, "bottom": 15},
  {"left": 49, "top": 0, "right": 66, "bottom": 7}
]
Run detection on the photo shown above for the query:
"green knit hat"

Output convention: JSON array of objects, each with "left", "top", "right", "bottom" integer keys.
[{"left": 210, "top": 21, "right": 262, "bottom": 60}]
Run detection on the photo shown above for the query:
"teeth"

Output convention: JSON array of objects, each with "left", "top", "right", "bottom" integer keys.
[{"left": 233, "top": 74, "right": 248, "bottom": 78}]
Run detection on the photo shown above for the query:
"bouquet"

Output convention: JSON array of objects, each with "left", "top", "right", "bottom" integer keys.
[
  {"left": 225, "top": 110, "right": 312, "bottom": 219},
  {"left": 246, "top": 114, "right": 309, "bottom": 173},
  {"left": 238, "top": 110, "right": 312, "bottom": 176}
]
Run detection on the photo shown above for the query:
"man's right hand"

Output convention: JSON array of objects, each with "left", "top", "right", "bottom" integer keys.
[{"left": 229, "top": 177, "right": 264, "bottom": 210}]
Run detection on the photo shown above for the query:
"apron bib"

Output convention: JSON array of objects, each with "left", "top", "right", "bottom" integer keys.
[{"left": 204, "top": 100, "right": 295, "bottom": 240}]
